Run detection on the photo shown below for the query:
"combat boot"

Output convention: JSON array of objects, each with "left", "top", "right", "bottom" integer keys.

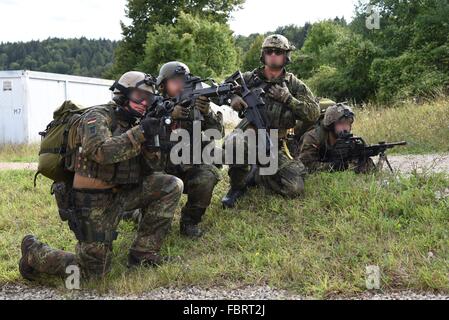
[
  {"left": 127, "top": 250, "right": 163, "bottom": 268},
  {"left": 19, "top": 235, "right": 39, "bottom": 281},
  {"left": 221, "top": 187, "right": 247, "bottom": 209},
  {"left": 180, "top": 208, "right": 206, "bottom": 239}
]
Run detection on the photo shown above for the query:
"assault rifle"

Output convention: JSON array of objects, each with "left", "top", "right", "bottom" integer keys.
[
  {"left": 145, "top": 71, "right": 273, "bottom": 155},
  {"left": 326, "top": 133, "right": 407, "bottom": 172}
]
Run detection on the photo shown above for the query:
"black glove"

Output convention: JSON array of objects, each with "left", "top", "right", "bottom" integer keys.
[{"left": 140, "top": 117, "right": 161, "bottom": 141}]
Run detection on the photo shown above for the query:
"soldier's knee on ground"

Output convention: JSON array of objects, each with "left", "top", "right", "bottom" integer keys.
[{"left": 262, "top": 159, "right": 306, "bottom": 198}]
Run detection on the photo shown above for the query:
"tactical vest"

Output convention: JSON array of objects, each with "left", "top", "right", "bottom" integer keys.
[
  {"left": 66, "top": 104, "right": 142, "bottom": 185},
  {"left": 245, "top": 69, "right": 298, "bottom": 130}
]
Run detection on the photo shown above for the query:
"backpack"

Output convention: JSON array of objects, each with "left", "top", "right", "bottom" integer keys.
[{"left": 35, "top": 100, "right": 89, "bottom": 185}]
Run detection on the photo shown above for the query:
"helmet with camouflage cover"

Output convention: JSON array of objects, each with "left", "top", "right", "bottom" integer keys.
[
  {"left": 111, "top": 71, "right": 156, "bottom": 97},
  {"left": 323, "top": 103, "right": 355, "bottom": 129},
  {"left": 156, "top": 61, "right": 191, "bottom": 88},
  {"left": 260, "top": 34, "right": 296, "bottom": 65}
]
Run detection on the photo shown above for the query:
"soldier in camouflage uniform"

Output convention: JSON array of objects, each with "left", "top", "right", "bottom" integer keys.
[
  {"left": 19, "top": 71, "right": 184, "bottom": 281},
  {"left": 156, "top": 62, "right": 224, "bottom": 238},
  {"left": 298, "top": 103, "right": 376, "bottom": 174},
  {"left": 222, "top": 34, "right": 320, "bottom": 208}
]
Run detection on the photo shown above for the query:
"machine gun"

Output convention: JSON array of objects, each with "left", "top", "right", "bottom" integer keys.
[{"left": 326, "top": 133, "right": 407, "bottom": 172}]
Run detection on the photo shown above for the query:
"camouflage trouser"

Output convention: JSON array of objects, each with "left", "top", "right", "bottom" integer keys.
[
  {"left": 225, "top": 130, "right": 307, "bottom": 198},
  {"left": 166, "top": 163, "right": 221, "bottom": 224},
  {"left": 25, "top": 173, "right": 183, "bottom": 279}
]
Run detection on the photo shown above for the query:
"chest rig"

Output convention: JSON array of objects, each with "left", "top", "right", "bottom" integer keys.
[
  {"left": 68, "top": 105, "right": 142, "bottom": 185},
  {"left": 246, "top": 69, "right": 297, "bottom": 130}
]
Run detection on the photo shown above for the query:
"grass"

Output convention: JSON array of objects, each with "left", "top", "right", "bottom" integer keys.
[
  {"left": 353, "top": 97, "right": 449, "bottom": 155},
  {"left": 0, "top": 144, "right": 39, "bottom": 163},
  {"left": 1, "top": 169, "right": 448, "bottom": 298}
]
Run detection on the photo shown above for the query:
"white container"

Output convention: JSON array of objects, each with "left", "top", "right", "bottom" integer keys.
[
  {"left": 0, "top": 70, "right": 240, "bottom": 145},
  {"left": 0, "top": 70, "right": 114, "bottom": 144}
]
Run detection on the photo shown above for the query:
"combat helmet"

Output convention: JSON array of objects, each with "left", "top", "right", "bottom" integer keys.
[{"left": 260, "top": 34, "right": 296, "bottom": 64}]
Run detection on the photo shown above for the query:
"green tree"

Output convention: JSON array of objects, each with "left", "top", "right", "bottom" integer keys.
[
  {"left": 139, "top": 13, "right": 239, "bottom": 80},
  {"left": 241, "top": 35, "right": 264, "bottom": 71},
  {"left": 292, "top": 20, "right": 380, "bottom": 102},
  {"left": 110, "top": 0, "right": 244, "bottom": 77}
]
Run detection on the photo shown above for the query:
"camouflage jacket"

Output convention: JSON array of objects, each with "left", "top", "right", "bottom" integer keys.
[
  {"left": 66, "top": 102, "right": 156, "bottom": 185},
  {"left": 298, "top": 125, "right": 376, "bottom": 174},
  {"left": 297, "top": 125, "right": 335, "bottom": 173},
  {"left": 161, "top": 95, "right": 225, "bottom": 174},
  {"left": 236, "top": 67, "right": 320, "bottom": 136}
]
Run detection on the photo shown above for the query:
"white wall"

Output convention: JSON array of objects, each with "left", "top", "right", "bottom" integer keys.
[
  {"left": 0, "top": 76, "right": 28, "bottom": 144},
  {"left": 27, "top": 77, "right": 113, "bottom": 143}
]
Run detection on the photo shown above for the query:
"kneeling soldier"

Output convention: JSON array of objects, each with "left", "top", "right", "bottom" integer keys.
[
  {"left": 156, "top": 61, "right": 224, "bottom": 238},
  {"left": 19, "top": 71, "right": 183, "bottom": 282}
]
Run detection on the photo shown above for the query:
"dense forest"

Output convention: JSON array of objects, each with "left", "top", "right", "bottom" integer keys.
[
  {"left": 2, "top": 0, "right": 448, "bottom": 104},
  {"left": 0, "top": 38, "right": 118, "bottom": 78}
]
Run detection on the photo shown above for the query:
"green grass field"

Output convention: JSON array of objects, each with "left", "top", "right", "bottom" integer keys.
[{"left": 1, "top": 170, "right": 448, "bottom": 298}]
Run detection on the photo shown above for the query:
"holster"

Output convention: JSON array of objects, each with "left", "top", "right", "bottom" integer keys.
[
  {"left": 52, "top": 182, "right": 74, "bottom": 222},
  {"left": 52, "top": 183, "right": 118, "bottom": 244}
]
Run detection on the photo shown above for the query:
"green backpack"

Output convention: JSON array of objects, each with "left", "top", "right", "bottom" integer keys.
[{"left": 35, "top": 100, "right": 89, "bottom": 185}]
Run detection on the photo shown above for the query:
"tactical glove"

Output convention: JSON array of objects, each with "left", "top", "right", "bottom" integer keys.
[
  {"left": 171, "top": 104, "right": 190, "bottom": 120},
  {"left": 140, "top": 117, "right": 161, "bottom": 141},
  {"left": 230, "top": 95, "right": 248, "bottom": 112},
  {"left": 195, "top": 96, "right": 211, "bottom": 115},
  {"left": 268, "top": 84, "right": 293, "bottom": 104}
]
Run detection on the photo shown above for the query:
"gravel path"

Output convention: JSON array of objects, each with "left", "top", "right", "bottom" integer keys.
[
  {"left": 0, "top": 162, "right": 38, "bottom": 171},
  {"left": 1, "top": 284, "right": 448, "bottom": 300},
  {"left": 1, "top": 154, "right": 448, "bottom": 173},
  {"left": 387, "top": 154, "right": 449, "bottom": 174}
]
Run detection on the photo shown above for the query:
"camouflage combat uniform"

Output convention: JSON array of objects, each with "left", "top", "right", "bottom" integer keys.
[
  {"left": 162, "top": 100, "right": 224, "bottom": 229},
  {"left": 226, "top": 67, "right": 320, "bottom": 197},
  {"left": 298, "top": 124, "right": 376, "bottom": 174},
  {"left": 23, "top": 103, "right": 183, "bottom": 279}
]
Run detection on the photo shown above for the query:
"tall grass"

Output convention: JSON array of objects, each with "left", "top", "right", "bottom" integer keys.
[{"left": 353, "top": 98, "right": 449, "bottom": 154}]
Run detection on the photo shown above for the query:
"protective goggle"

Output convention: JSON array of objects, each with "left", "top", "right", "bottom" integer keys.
[{"left": 264, "top": 48, "right": 286, "bottom": 56}]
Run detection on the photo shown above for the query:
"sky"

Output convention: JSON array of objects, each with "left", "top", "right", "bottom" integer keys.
[{"left": 0, "top": 0, "right": 358, "bottom": 42}]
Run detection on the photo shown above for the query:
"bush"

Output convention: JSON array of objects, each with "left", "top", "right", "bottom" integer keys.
[{"left": 139, "top": 12, "right": 239, "bottom": 80}]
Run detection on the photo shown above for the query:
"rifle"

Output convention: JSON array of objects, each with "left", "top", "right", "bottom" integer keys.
[
  {"left": 145, "top": 71, "right": 273, "bottom": 156},
  {"left": 166, "top": 74, "right": 239, "bottom": 122},
  {"left": 224, "top": 71, "right": 273, "bottom": 156},
  {"left": 327, "top": 133, "right": 407, "bottom": 172}
]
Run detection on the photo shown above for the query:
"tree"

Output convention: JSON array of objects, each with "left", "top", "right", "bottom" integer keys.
[
  {"left": 110, "top": 0, "right": 244, "bottom": 77},
  {"left": 0, "top": 38, "right": 118, "bottom": 77},
  {"left": 139, "top": 13, "right": 239, "bottom": 80},
  {"left": 350, "top": 0, "right": 449, "bottom": 102},
  {"left": 241, "top": 35, "right": 264, "bottom": 71},
  {"left": 291, "top": 20, "right": 380, "bottom": 102}
]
